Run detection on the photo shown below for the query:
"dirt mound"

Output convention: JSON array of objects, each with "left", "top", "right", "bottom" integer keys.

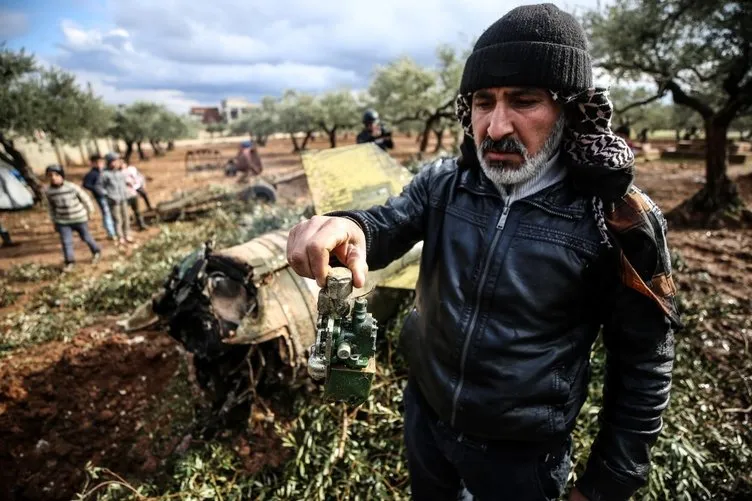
[{"left": 0, "top": 327, "right": 181, "bottom": 501}]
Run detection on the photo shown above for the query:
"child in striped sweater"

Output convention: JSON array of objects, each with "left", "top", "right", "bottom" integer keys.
[{"left": 45, "top": 164, "right": 101, "bottom": 270}]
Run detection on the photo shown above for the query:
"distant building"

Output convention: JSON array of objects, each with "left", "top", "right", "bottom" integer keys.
[
  {"left": 189, "top": 107, "right": 222, "bottom": 124},
  {"left": 221, "top": 97, "right": 256, "bottom": 122}
]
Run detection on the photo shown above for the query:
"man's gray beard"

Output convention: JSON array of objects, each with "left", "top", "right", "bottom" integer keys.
[{"left": 477, "top": 114, "right": 565, "bottom": 189}]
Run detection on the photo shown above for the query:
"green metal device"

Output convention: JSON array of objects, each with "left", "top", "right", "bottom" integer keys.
[{"left": 308, "top": 268, "right": 378, "bottom": 406}]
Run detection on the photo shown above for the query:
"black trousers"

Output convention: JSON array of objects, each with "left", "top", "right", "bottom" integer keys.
[
  {"left": 403, "top": 380, "right": 572, "bottom": 501},
  {"left": 137, "top": 187, "right": 153, "bottom": 211},
  {"left": 127, "top": 196, "right": 146, "bottom": 229}
]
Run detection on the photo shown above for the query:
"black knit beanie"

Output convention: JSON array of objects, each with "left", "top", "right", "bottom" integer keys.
[{"left": 460, "top": 3, "right": 592, "bottom": 94}]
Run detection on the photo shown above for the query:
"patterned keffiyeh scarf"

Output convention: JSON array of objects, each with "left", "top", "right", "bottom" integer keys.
[{"left": 454, "top": 88, "right": 682, "bottom": 328}]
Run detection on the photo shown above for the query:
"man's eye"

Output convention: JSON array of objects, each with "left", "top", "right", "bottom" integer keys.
[
  {"left": 514, "top": 99, "right": 538, "bottom": 107},
  {"left": 474, "top": 100, "right": 493, "bottom": 109}
]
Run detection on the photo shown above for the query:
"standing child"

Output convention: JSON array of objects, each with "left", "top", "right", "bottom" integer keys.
[
  {"left": 82, "top": 153, "right": 117, "bottom": 240},
  {"left": 125, "top": 163, "right": 153, "bottom": 210},
  {"left": 101, "top": 153, "right": 132, "bottom": 244},
  {"left": 123, "top": 163, "right": 148, "bottom": 230},
  {"left": 45, "top": 164, "right": 101, "bottom": 270}
]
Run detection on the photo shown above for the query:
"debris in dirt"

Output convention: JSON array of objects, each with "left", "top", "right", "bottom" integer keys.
[
  {"left": 34, "top": 439, "right": 50, "bottom": 454},
  {"left": 142, "top": 182, "right": 277, "bottom": 224},
  {"left": 0, "top": 327, "right": 186, "bottom": 501},
  {"left": 175, "top": 434, "right": 193, "bottom": 455}
]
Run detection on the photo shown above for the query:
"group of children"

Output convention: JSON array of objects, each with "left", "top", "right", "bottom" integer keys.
[{"left": 46, "top": 152, "right": 152, "bottom": 270}]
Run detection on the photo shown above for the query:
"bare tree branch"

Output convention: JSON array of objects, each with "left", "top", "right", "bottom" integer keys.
[
  {"left": 615, "top": 92, "right": 665, "bottom": 114},
  {"left": 688, "top": 66, "right": 719, "bottom": 83},
  {"left": 663, "top": 79, "right": 714, "bottom": 119},
  {"left": 722, "top": 40, "right": 752, "bottom": 97}
]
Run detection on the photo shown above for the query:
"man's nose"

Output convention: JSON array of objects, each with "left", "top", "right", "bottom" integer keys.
[{"left": 486, "top": 103, "right": 514, "bottom": 141}]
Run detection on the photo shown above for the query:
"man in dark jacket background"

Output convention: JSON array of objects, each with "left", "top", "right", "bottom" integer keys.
[
  {"left": 287, "top": 4, "right": 677, "bottom": 501},
  {"left": 82, "top": 154, "right": 117, "bottom": 240},
  {"left": 356, "top": 109, "right": 394, "bottom": 151}
]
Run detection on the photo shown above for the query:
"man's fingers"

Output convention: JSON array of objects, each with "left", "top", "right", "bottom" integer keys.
[
  {"left": 286, "top": 216, "right": 367, "bottom": 288},
  {"left": 287, "top": 224, "right": 315, "bottom": 280},
  {"left": 307, "top": 239, "right": 331, "bottom": 288},
  {"left": 307, "top": 222, "right": 351, "bottom": 287},
  {"left": 346, "top": 244, "right": 368, "bottom": 289}
]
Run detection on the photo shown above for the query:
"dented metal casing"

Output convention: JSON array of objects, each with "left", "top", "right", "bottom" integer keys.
[
  {"left": 210, "top": 231, "right": 421, "bottom": 366},
  {"left": 211, "top": 230, "right": 319, "bottom": 367}
]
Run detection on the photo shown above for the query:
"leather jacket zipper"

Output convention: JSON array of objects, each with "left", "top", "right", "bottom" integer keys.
[{"left": 450, "top": 198, "right": 512, "bottom": 426}]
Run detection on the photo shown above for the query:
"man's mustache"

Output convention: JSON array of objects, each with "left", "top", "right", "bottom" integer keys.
[{"left": 479, "top": 136, "right": 527, "bottom": 156}]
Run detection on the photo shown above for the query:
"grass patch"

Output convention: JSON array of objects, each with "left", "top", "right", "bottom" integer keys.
[
  {"left": 0, "top": 278, "right": 21, "bottom": 308},
  {"left": 1, "top": 262, "right": 61, "bottom": 283}
]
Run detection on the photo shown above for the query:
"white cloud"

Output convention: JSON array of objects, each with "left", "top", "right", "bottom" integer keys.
[
  {"left": 0, "top": 9, "right": 29, "bottom": 39},
  {"left": 53, "top": 0, "right": 603, "bottom": 113},
  {"left": 71, "top": 70, "right": 203, "bottom": 113},
  {"left": 60, "top": 20, "right": 134, "bottom": 54}
]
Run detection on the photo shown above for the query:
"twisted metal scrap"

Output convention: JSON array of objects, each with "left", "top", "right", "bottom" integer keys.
[{"left": 317, "top": 268, "right": 353, "bottom": 318}]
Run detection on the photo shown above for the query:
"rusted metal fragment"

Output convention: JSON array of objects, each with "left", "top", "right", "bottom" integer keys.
[
  {"left": 118, "top": 293, "right": 164, "bottom": 332},
  {"left": 317, "top": 268, "right": 353, "bottom": 318}
]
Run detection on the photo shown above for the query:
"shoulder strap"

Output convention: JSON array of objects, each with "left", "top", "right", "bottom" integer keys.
[{"left": 597, "top": 187, "right": 682, "bottom": 329}]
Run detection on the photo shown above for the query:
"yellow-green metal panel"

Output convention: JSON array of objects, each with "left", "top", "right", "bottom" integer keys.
[{"left": 301, "top": 143, "right": 414, "bottom": 215}]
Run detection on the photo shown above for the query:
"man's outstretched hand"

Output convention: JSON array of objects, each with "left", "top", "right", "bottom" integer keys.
[{"left": 286, "top": 215, "right": 368, "bottom": 288}]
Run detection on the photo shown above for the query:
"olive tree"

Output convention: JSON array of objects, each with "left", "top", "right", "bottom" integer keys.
[
  {"left": 369, "top": 45, "right": 465, "bottom": 153},
  {"left": 317, "top": 90, "right": 359, "bottom": 148},
  {"left": 278, "top": 90, "right": 318, "bottom": 152},
  {"left": 230, "top": 97, "right": 278, "bottom": 146},
  {"left": 585, "top": 0, "right": 752, "bottom": 221},
  {"left": 0, "top": 46, "right": 107, "bottom": 201}
]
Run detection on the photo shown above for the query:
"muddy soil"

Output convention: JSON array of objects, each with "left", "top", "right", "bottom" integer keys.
[{"left": 0, "top": 327, "right": 183, "bottom": 500}]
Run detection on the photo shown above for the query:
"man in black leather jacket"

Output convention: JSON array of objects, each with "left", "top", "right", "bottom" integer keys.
[{"left": 287, "top": 4, "right": 676, "bottom": 500}]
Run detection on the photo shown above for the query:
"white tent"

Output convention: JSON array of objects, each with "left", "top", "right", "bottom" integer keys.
[{"left": 0, "top": 159, "right": 34, "bottom": 211}]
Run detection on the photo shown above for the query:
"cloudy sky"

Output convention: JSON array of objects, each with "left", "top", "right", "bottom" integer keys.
[{"left": 1, "top": 0, "right": 601, "bottom": 113}]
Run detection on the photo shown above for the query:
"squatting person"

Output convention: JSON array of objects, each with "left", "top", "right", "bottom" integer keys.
[{"left": 286, "top": 4, "right": 679, "bottom": 501}]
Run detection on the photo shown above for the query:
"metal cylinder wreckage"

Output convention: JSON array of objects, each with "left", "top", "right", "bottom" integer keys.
[
  {"left": 121, "top": 143, "right": 423, "bottom": 430},
  {"left": 124, "top": 228, "right": 420, "bottom": 430}
]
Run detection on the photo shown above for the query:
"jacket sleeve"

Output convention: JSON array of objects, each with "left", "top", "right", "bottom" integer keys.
[
  {"left": 327, "top": 163, "right": 432, "bottom": 270},
  {"left": 576, "top": 271, "right": 675, "bottom": 500},
  {"left": 100, "top": 172, "right": 110, "bottom": 195},
  {"left": 72, "top": 183, "right": 95, "bottom": 215},
  {"left": 83, "top": 172, "right": 96, "bottom": 192},
  {"left": 45, "top": 192, "right": 56, "bottom": 222}
]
